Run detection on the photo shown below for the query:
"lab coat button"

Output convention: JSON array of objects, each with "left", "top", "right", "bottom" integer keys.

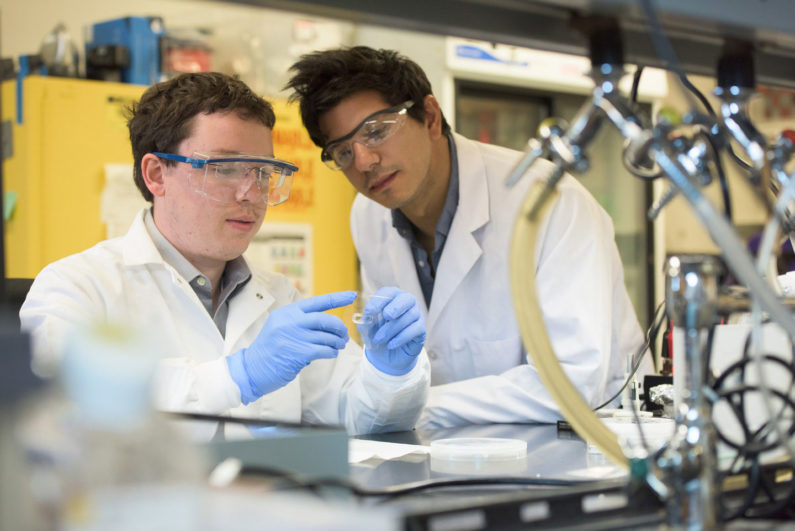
[{"left": 428, "top": 350, "right": 437, "bottom": 360}]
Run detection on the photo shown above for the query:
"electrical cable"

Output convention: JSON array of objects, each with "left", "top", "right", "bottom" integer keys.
[
  {"left": 235, "top": 463, "right": 604, "bottom": 501},
  {"left": 647, "top": 301, "right": 667, "bottom": 371},
  {"left": 638, "top": 0, "right": 700, "bottom": 113},
  {"left": 681, "top": 77, "right": 753, "bottom": 172},
  {"left": 626, "top": 368, "right": 651, "bottom": 454},
  {"left": 714, "top": 383, "right": 795, "bottom": 454},
  {"left": 640, "top": 0, "right": 753, "bottom": 181},
  {"left": 630, "top": 65, "right": 643, "bottom": 105},
  {"left": 708, "top": 324, "right": 795, "bottom": 520},
  {"left": 749, "top": 297, "right": 795, "bottom": 467},
  {"left": 679, "top": 73, "right": 716, "bottom": 117},
  {"left": 591, "top": 302, "right": 669, "bottom": 456},
  {"left": 622, "top": 64, "right": 665, "bottom": 181},
  {"left": 593, "top": 300, "right": 666, "bottom": 411},
  {"left": 630, "top": 63, "right": 736, "bottom": 217},
  {"left": 710, "top": 330, "right": 795, "bottom": 453},
  {"left": 747, "top": 464, "right": 795, "bottom": 519},
  {"left": 702, "top": 131, "right": 734, "bottom": 221}
]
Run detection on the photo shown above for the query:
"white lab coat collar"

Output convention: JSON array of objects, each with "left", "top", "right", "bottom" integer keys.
[
  {"left": 386, "top": 133, "right": 491, "bottom": 330},
  {"left": 121, "top": 209, "right": 169, "bottom": 267},
  {"left": 426, "top": 133, "right": 490, "bottom": 328},
  {"left": 450, "top": 132, "right": 491, "bottom": 233},
  {"left": 120, "top": 209, "right": 201, "bottom": 303}
]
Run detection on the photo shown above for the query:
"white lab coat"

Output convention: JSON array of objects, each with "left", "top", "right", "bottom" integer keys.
[
  {"left": 351, "top": 133, "right": 644, "bottom": 428},
  {"left": 20, "top": 209, "right": 430, "bottom": 436}
]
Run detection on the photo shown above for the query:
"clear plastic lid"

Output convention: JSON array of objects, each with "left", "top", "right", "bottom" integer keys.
[{"left": 429, "top": 437, "right": 528, "bottom": 462}]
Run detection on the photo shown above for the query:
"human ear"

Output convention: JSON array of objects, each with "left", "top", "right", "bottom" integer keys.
[
  {"left": 422, "top": 94, "right": 444, "bottom": 140},
  {"left": 141, "top": 153, "right": 167, "bottom": 198}
]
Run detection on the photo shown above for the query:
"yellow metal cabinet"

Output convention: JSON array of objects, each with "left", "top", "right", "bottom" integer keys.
[
  {"left": 2, "top": 76, "right": 357, "bottom": 301},
  {"left": 3, "top": 76, "right": 143, "bottom": 278}
]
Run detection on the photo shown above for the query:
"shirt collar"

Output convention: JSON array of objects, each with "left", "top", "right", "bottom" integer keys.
[
  {"left": 222, "top": 255, "right": 252, "bottom": 291},
  {"left": 391, "top": 133, "right": 459, "bottom": 241},
  {"left": 144, "top": 208, "right": 204, "bottom": 283}
]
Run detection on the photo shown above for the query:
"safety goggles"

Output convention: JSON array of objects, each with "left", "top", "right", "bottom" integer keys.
[
  {"left": 153, "top": 152, "right": 297, "bottom": 206},
  {"left": 320, "top": 100, "right": 415, "bottom": 171}
]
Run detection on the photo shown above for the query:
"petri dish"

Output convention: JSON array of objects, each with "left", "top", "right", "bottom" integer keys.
[{"left": 430, "top": 437, "right": 528, "bottom": 475}]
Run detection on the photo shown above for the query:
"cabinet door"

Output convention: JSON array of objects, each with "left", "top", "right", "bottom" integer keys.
[{"left": 3, "top": 76, "right": 144, "bottom": 277}]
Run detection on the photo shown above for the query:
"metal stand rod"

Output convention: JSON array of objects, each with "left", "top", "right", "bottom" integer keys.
[{"left": 660, "top": 255, "right": 721, "bottom": 529}]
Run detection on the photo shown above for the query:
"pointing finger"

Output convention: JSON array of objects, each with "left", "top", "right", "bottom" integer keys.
[{"left": 297, "top": 291, "right": 358, "bottom": 313}]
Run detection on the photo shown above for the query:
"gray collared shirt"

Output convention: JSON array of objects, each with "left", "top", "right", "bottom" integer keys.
[
  {"left": 391, "top": 133, "right": 459, "bottom": 307},
  {"left": 143, "top": 209, "right": 251, "bottom": 337}
]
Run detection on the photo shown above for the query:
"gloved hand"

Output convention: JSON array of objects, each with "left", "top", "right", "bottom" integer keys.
[
  {"left": 227, "top": 291, "right": 356, "bottom": 403},
  {"left": 357, "top": 287, "right": 426, "bottom": 376}
]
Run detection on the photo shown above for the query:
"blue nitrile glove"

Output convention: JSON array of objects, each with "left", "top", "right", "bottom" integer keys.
[
  {"left": 358, "top": 287, "right": 426, "bottom": 376},
  {"left": 227, "top": 291, "right": 357, "bottom": 404}
]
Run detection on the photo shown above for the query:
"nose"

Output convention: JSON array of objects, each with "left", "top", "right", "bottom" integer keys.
[{"left": 351, "top": 141, "right": 380, "bottom": 172}]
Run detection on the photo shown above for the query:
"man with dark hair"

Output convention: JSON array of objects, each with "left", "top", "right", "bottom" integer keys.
[
  {"left": 21, "top": 72, "right": 429, "bottom": 437},
  {"left": 286, "top": 46, "right": 644, "bottom": 428}
]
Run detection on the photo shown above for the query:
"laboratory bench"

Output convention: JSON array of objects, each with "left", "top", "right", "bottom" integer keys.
[
  {"left": 345, "top": 422, "right": 663, "bottom": 529},
  {"left": 205, "top": 420, "right": 662, "bottom": 528},
  {"left": 338, "top": 423, "right": 795, "bottom": 530},
  {"left": 351, "top": 423, "right": 617, "bottom": 489}
]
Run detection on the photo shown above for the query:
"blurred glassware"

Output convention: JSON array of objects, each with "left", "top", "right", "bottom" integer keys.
[
  {"left": 39, "top": 23, "right": 80, "bottom": 77},
  {"left": 16, "top": 321, "right": 208, "bottom": 530}
]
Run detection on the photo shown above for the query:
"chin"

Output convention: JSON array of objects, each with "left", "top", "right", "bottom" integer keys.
[
  {"left": 218, "top": 240, "right": 253, "bottom": 260},
  {"left": 365, "top": 191, "right": 400, "bottom": 210}
]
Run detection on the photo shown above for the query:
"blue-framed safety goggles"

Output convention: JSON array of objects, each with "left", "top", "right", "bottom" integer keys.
[{"left": 153, "top": 152, "right": 298, "bottom": 206}]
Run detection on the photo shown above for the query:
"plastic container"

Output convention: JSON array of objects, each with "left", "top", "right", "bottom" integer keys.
[{"left": 429, "top": 437, "right": 528, "bottom": 475}]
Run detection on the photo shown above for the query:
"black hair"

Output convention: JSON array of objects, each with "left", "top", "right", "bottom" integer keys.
[{"left": 285, "top": 46, "right": 450, "bottom": 147}]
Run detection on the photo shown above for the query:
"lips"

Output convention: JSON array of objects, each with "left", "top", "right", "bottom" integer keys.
[
  {"left": 226, "top": 216, "right": 257, "bottom": 232},
  {"left": 368, "top": 171, "right": 398, "bottom": 193}
]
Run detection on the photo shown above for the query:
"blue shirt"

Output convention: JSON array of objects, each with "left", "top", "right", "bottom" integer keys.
[{"left": 391, "top": 133, "right": 459, "bottom": 307}]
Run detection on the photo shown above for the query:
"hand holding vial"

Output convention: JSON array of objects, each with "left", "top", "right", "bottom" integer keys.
[{"left": 352, "top": 287, "right": 426, "bottom": 376}]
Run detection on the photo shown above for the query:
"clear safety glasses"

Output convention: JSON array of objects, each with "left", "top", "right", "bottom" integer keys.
[
  {"left": 153, "top": 152, "right": 297, "bottom": 206},
  {"left": 320, "top": 100, "right": 415, "bottom": 171}
]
